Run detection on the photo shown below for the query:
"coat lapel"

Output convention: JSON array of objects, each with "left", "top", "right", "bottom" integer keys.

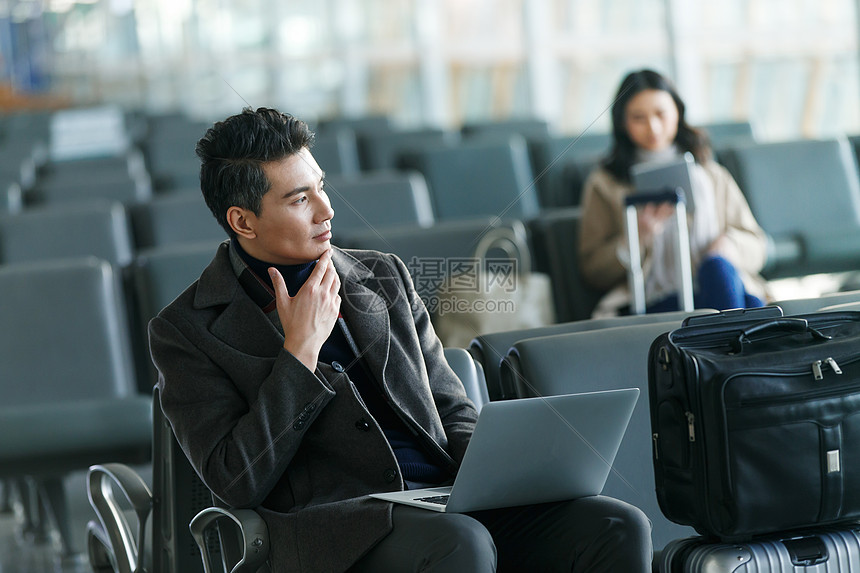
[
  {"left": 194, "top": 242, "right": 285, "bottom": 358},
  {"left": 333, "top": 249, "right": 392, "bottom": 385}
]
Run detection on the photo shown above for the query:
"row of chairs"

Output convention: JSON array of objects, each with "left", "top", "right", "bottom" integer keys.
[
  {"left": 9, "top": 119, "right": 860, "bottom": 286},
  {"left": 5, "top": 109, "right": 860, "bottom": 269},
  {"left": 0, "top": 169, "right": 438, "bottom": 270},
  {"left": 0, "top": 258, "right": 151, "bottom": 560},
  {"left": 2, "top": 113, "right": 859, "bottom": 344},
  {"left": 3, "top": 184, "right": 858, "bottom": 383},
  {"left": 0, "top": 109, "right": 762, "bottom": 218}
]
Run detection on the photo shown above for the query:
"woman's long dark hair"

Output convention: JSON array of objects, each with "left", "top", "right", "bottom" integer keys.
[{"left": 603, "top": 69, "right": 711, "bottom": 182}]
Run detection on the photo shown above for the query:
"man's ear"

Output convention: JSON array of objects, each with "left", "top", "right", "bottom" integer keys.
[{"left": 227, "top": 206, "right": 257, "bottom": 240}]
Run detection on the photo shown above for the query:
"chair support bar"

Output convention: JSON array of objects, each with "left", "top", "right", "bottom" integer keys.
[
  {"left": 87, "top": 463, "right": 153, "bottom": 573},
  {"left": 189, "top": 506, "right": 270, "bottom": 573}
]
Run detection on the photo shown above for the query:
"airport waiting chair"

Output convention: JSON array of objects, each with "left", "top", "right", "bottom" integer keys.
[
  {"left": 47, "top": 105, "right": 132, "bottom": 163},
  {"left": 316, "top": 114, "right": 393, "bottom": 138},
  {"left": 769, "top": 289, "right": 860, "bottom": 316},
  {"left": 129, "top": 241, "right": 220, "bottom": 391},
  {"left": 0, "top": 176, "right": 22, "bottom": 214},
  {"left": 340, "top": 217, "right": 532, "bottom": 307},
  {"left": 850, "top": 135, "right": 860, "bottom": 174},
  {"left": 132, "top": 242, "right": 219, "bottom": 327},
  {"left": 525, "top": 206, "right": 603, "bottom": 323},
  {"left": 37, "top": 151, "right": 146, "bottom": 186},
  {"left": 325, "top": 170, "right": 435, "bottom": 234},
  {"left": 1, "top": 130, "right": 45, "bottom": 190},
  {"left": 0, "top": 257, "right": 151, "bottom": 559},
  {"left": 27, "top": 173, "right": 152, "bottom": 206},
  {"left": 88, "top": 387, "right": 246, "bottom": 573},
  {"left": 559, "top": 156, "right": 604, "bottom": 207},
  {"left": 701, "top": 120, "right": 756, "bottom": 149},
  {"left": 312, "top": 129, "right": 362, "bottom": 175},
  {"left": 27, "top": 149, "right": 152, "bottom": 206},
  {"left": 143, "top": 114, "right": 209, "bottom": 191},
  {"left": 719, "top": 138, "right": 860, "bottom": 278},
  {"left": 469, "top": 309, "right": 715, "bottom": 401},
  {"left": 820, "top": 300, "right": 860, "bottom": 312},
  {"left": 0, "top": 145, "right": 35, "bottom": 195},
  {"left": 443, "top": 346, "right": 489, "bottom": 413},
  {"left": 357, "top": 128, "right": 458, "bottom": 171},
  {"left": 0, "top": 200, "right": 134, "bottom": 268},
  {"left": 129, "top": 193, "right": 226, "bottom": 250},
  {"left": 87, "top": 347, "right": 488, "bottom": 573},
  {"left": 399, "top": 136, "right": 540, "bottom": 222},
  {"left": 527, "top": 132, "right": 611, "bottom": 208},
  {"left": 460, "top": 117, "right": 550, "bottom": 140},
  {"left": 498, "top": 321, "right": 699, "bottom": 552}
]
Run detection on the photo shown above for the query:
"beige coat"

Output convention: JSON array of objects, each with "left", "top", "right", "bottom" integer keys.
[{"left": 578, "top": 161, "right": 769, "bottom": 316}]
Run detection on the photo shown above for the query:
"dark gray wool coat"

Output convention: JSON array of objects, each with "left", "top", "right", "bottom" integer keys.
[{"left": 149, "top": 241, "right": 479, "bottom": 573}]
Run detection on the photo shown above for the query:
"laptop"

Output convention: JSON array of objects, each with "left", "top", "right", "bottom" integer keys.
[
  {"left": 630, "top": 152, "right": 696, "bottom": 212},
  {"left": 369, "top": 388, "right": 639, "bottom": 513}
]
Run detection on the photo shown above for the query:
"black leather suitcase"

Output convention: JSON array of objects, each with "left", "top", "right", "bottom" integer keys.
[{"left": 648, "top": 307, "right": 860, "bottom": 540}]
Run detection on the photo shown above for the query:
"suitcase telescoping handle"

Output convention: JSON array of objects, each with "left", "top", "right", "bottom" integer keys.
[
  {"left": 624, "top": 188, "right": 694, "bottom": 315},
  {"left": 732, "top": 317, "right": 832, "bottom": 352}
]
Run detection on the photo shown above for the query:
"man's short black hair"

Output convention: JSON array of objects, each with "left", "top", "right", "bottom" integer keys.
[{"left": 196, "top": 107, "right": 315, "bottom": 237}]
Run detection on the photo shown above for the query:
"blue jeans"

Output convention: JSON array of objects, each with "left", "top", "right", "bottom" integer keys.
[{"left": 647, "top": 255, "right": 764, "bottom": 313}]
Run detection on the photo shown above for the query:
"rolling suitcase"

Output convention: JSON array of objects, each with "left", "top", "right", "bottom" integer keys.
[
  {"left": 658, "top": 526, "right": 860, "bottom": 572},
  {"left": 649, "top": 307, "right": 860, "bottom": 541},
  {"left": 624, "top": 188, "right": 694, "bottom": 315}
]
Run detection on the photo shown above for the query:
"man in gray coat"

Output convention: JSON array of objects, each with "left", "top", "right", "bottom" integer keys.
[{"left": 149, "top": 107, "right": 652, "bottom": 572}]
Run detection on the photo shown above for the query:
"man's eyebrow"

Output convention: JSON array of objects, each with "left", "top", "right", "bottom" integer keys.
[{"left": 284, "top": 171, "right": 326, "bottom": 198}]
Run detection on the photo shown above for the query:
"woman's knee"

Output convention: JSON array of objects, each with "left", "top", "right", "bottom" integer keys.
[{"left": 698, "top": 255, "right": 738, "bottom": 284}]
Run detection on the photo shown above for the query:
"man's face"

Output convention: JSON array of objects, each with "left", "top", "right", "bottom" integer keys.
[{"left": 236, "top": 148, "right": 334, "bottom": 265}]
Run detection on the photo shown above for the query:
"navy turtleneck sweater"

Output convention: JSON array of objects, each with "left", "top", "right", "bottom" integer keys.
[{"left": 232, "top": 241, "right": 449, "bottom": 488}]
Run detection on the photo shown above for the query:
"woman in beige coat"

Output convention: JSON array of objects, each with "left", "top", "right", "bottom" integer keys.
[{"left": 578, "top": 69, "right": 768, "bottom": 316}]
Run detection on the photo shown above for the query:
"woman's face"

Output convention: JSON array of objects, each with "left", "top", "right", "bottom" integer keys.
[{"left": 624, "top": 89, "right": 679, "bottom": 153}]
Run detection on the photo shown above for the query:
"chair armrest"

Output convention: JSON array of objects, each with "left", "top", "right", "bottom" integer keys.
[
  {"left": 189, "top": 506, "right": 270, "bottom": 573},
  {"left": 87, "top": 463, "right": 153, "bottom": 573},
  {"left": 444, "top": 347, "right": 489, "bottom": 411},
  {"left": 499, "top": 349, "right": 528, "bottom": 399}
]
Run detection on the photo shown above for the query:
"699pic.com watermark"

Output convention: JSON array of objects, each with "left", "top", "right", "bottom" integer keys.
[{"left": 406, "top": 256, "right": 519, "bottom": 316}]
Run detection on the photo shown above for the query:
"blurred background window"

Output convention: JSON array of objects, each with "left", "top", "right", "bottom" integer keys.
[{"left": 0, "top": 0, "right": 857, "bottom": 139}]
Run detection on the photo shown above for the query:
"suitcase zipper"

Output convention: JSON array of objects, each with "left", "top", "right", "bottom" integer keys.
[
  {"left": 812, "top": 357, "right": 842, "bottom": 380},
  {"left": 651, "top": 414, "right": 697, "bottom": 459},
  {"left": 812, "top": 360, "right": 823, "bottom": 380},
  {"left": 686, "top": 411, "right": 696, "bottom": 442}
]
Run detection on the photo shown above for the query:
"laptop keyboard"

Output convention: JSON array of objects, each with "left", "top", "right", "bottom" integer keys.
[{"left": 415, "top": 494, "right": 450, "bottom": 505}]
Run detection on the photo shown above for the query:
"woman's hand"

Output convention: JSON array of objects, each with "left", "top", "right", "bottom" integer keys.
[{"left": 636, "top": 202, "right": 675, "bottom": 244}]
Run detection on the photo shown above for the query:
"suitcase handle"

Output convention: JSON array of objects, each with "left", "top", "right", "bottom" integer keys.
[
  {"left": 733, "top": 318, "right": 832, "bottom": 352},
  {"left": 624, "top": 188, "right": 686, "bottom": 207}
]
